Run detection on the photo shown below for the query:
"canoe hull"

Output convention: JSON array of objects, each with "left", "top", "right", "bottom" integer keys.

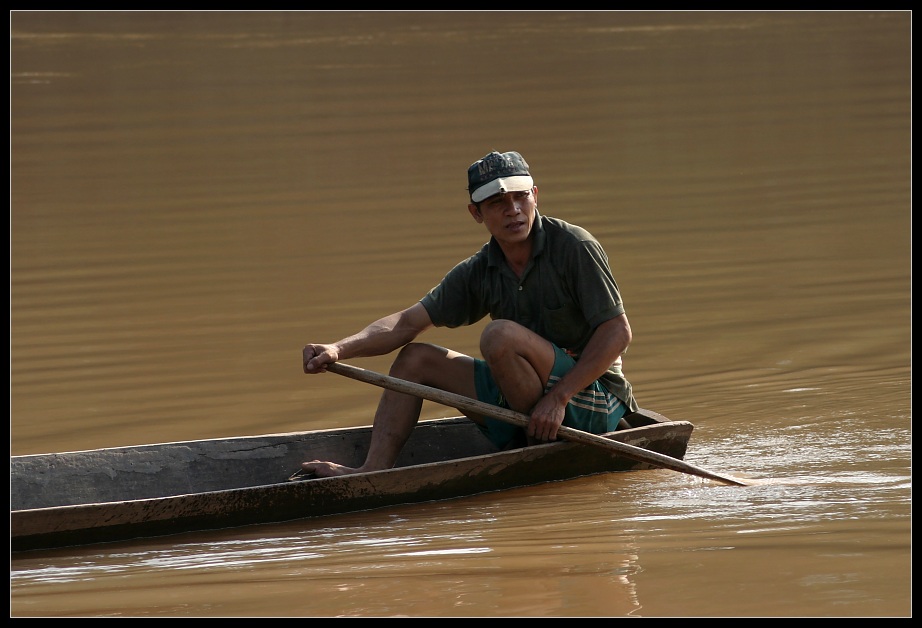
[{"left": 11, "top": 413, "right": 693, "bottom": 552}]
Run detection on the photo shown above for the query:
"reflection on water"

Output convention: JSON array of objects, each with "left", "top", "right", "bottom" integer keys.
[
  {"left": 11, "top": 488, "right": 646, "bottom": 617},
  {"left": 11, "top": 11, "right": 911, "bottom": 617}
]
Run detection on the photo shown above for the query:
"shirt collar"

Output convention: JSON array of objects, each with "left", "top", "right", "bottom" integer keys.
[{"left": 486, "top": 211, "right": 547, "bottom": 267}]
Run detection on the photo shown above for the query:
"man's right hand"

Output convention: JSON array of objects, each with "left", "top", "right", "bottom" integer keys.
[{"left": 302, "top": 343, "right": 338, "bottom": 374}]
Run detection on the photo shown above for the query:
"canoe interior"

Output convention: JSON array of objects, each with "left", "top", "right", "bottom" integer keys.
[{"left": 11, "top": 417, "right": 495, "bottom": 511}]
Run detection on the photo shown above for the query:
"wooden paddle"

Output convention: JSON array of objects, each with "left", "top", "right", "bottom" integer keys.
[{"left": 326, "top": 361, "right": 753, "bottom": 487}]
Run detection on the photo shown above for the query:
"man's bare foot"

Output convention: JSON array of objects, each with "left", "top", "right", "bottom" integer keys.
[{"left": 300, "top": 460, "right": 362, "bottom": 478}]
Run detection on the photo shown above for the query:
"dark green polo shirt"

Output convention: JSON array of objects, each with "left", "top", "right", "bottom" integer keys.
[{"left": 419, "top": 213, "right": 636, "bottom": 410}]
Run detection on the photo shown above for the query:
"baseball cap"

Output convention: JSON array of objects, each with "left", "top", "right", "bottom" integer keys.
[{"left": 467, "top": 151, "right": 534, "bottom": 203}]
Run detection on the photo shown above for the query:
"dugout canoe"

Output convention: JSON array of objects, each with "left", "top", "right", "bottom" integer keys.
[{"left": 10, "top": 409, "right": 693, "bottom": 552}]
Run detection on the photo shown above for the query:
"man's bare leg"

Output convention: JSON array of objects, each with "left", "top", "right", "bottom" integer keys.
[
  {"left": 479, "top": 320, "right": 556, "bottom": 411},
  {"left": 479, "top": 320, "right": 557, "bottom": 443},
  {"left": 301, "top": 343, "right": 478, "bottom": 477}
]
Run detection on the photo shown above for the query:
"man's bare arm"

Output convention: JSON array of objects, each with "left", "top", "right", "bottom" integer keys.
[{"left": 303, "top": 302, "right": 434, "bottom": 373}]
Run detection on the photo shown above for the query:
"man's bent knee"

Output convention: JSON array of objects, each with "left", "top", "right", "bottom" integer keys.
[
  {"left": 480, "top": 320, "right": 555, "bottom": 380},
  {"left": 390, "top": 343, "right": 444, "bottom": 379},
  {"left": 480, "top": 320, "right": 529, "bottom": 360},
  {"left": 388, "top": 343, "right": 477, "bottom": 397}
]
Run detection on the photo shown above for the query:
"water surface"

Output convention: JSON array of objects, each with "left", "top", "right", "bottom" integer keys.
[{"left": 10, "top": 11, "right": 911, "bottom": 617}]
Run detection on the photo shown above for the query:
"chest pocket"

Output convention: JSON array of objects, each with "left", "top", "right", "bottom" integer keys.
[{"left": 541, "top": 301, "right": 586, "bottom": 351}]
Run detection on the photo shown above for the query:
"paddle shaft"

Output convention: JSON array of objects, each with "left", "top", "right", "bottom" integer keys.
[{"left": 326, "top": 362, "right": 751, "bottom": 487}]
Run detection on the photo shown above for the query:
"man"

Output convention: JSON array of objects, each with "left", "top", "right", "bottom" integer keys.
[{"left": 301, "top": 150, "right": 636, "bottom": 477}]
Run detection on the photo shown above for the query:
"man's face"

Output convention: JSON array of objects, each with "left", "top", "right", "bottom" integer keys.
[{"left": 468, "top": 187, "right": 538, "bottom": 245}]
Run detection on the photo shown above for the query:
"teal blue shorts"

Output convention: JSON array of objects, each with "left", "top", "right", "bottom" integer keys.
[{"left": 473, "top": 344, "right": 627, "bottom": 449}]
